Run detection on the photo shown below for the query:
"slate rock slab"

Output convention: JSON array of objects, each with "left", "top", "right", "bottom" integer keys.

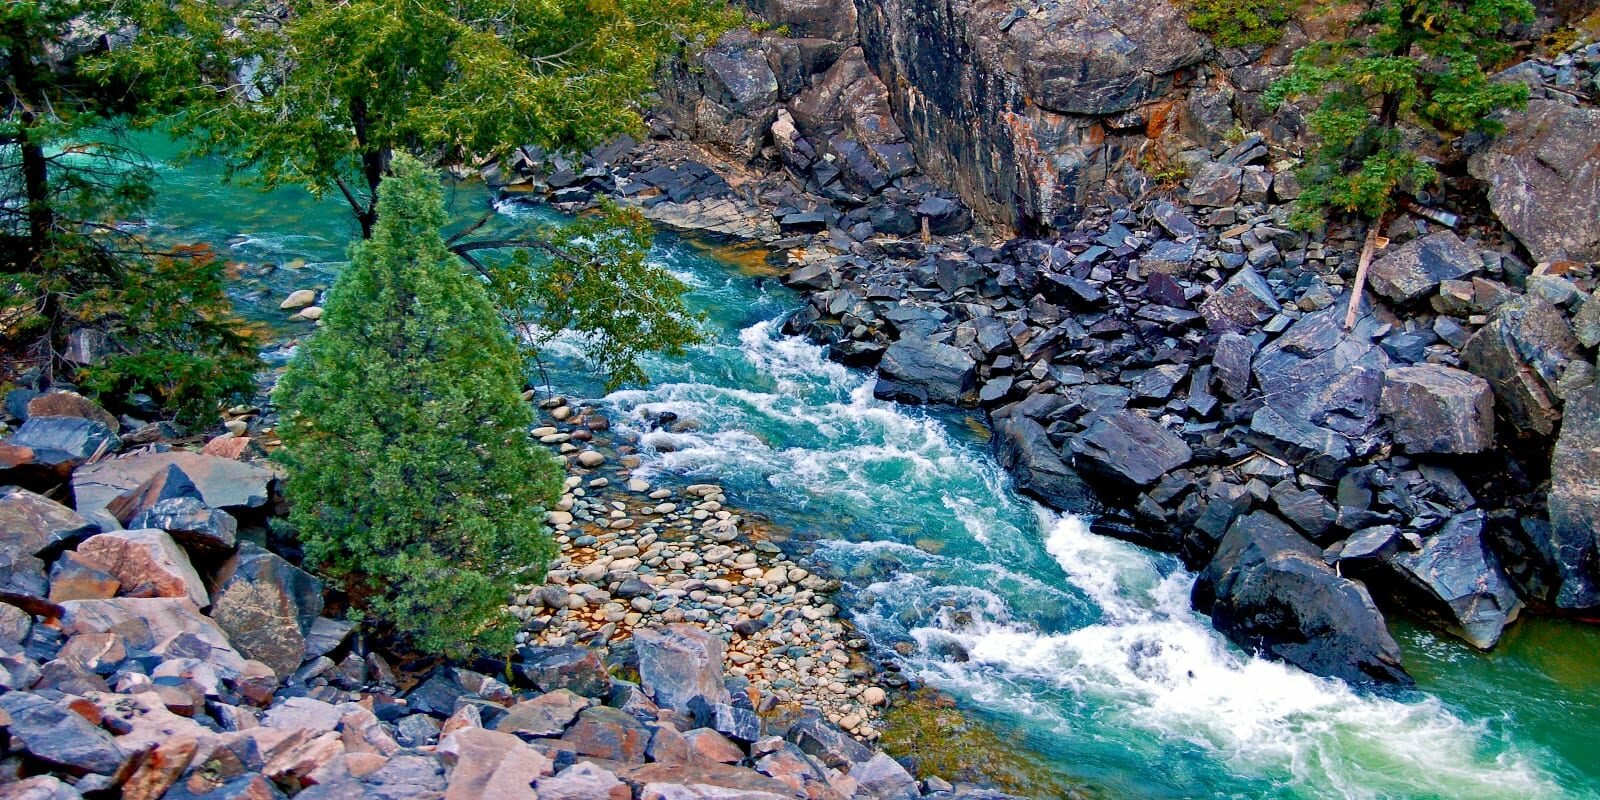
[
  {"left": 1367, "top": 231, "right": 1481, "bottom": 305},
  {"left": 1069, "top": 411, "right": 1192, "bottom": 491},
  {"left": 1384, "top": 511, "right": 1523, "bottom": 649},
  {"left": 1380, "top": 365, "right": 1495, "bottom": 454},
  {"left": 73, "top": 451, "right": 281, "bottom": 517},
  {"left": 633, "top": 624, "right": 730, "bottom": 715}
]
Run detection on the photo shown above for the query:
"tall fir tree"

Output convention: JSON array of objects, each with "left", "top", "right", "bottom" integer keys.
[{"left": 273, "top": 155, "right": 562, "bottom": 656}]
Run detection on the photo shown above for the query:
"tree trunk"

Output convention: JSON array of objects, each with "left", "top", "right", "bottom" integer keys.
[
  {"left": 20, "top": 119, "right": 53, "bottom": 270},
  {"left": 350, "top": 97, "right": 389, "bottom": 240},
  {"left": 1344, "top": 222, "right": 1385, "bottom": 331}
]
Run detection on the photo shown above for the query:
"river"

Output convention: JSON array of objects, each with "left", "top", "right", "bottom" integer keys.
[{"left": 126, "top": 135, "right": 1600, "bottom": 800}]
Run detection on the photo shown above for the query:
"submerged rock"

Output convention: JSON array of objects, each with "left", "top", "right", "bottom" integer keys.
[{"left": 1192, "top": 512, "right": 1411, "bottom": 686}]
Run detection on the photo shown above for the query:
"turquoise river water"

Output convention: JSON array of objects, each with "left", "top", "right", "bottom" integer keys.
[{"left": 123, "top": 136, "right": 1600, "bottom": 800}]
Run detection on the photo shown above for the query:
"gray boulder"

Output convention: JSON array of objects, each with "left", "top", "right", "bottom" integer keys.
[
  {"left": 1244, "top": 406, "right": 1353, "bottom": 482},
  {"left": 1252, "top": 306, "right": 1391, "bottom": 439},
  {"left": 0, "top": 691, "right": 128, "bottom": 776},
  {"left": 1384, "top": 511, "right": 1523, "bottom": 649},
  {"left": 1380, "top": 365, "right": 1495, "bottom": 454},
  {"left": 1462, "top": 295, "right": 1590, "bottom": 436},
  {"left": 1068, "top": 411, "right": 1192, "bottom": 491},
  {"left": 1199, "top": 267, "right": 1279, "bottom": 334},
  {"left": 1, "top": 485, "right": 99, "bottom": 557},
  {"left": 1468, "top": 99, "right": 1600, "bottom": 263},
  {"left": 1545, "top": 385, "right": 1600, "bottom": 610},
  {"left": 633, "top": 624, "right": 730, "bottom": 715},
  {"left": 73, "top": 451, "right": 280, "bottom": 517},
  {"left": 1192, "top": 512, "right": 1411, "bottom": 685},
  {"left": 992, "top": 414, "right": 1100, "bottom": 515},
  {"left": 1366, "top": 231, "right": 1481, "bottom": 305},
  {"left": 740, "top": 0, "right": 857, "bottom": 39},
  {"left": 5, "top": 415, "right": 120, "bottom": 467},
  {"left": 874, "top": 337, "right": 977, "bottom": 405},
  {"left": 210, "top": 541, "right": 325, "bottom": 676}
]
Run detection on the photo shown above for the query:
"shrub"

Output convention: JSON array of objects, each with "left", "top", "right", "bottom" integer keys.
[
  {"left": 273, "top": 155, "right": 562, "bottom": 657},
  {"left": 1265, "top": 0, "right": 1535, "bottom": 228},
  {"left": 1186, "top": 0, "right": 1293, "bottom": 47}
]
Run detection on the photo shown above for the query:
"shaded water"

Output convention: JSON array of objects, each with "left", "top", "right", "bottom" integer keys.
[{"left": 129, "top": 135, "right": 1600, "bottom": 800}]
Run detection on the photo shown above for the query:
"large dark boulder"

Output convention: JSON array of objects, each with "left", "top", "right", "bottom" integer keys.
[
  {"left": 0, "top": 691, "right": 129, "bottom": 776},
  {"left": 1461, "top": 295, "right": 1591, "bottom": 436},
  {"left": 992, "top": 414, "right": 1101, "bottom": 515},
  {"left": 1545, "top": 385, "right": 1600, "bottom": 610},
  {"left": 1366, "top": 232, "right": 1481, "bottom": 306},
  {"left": 1379, "top": 365, "right": 1495, "bottom": 454},
  {"left": 1381, "top": 511, "right": 1523, "bottom": 649},
  {"left": 1192, "top": 512, "right": 1412, "bottom": 686},
  {"left": 1, "top": 485, "right": 99, "bottom": 557},
  {"left": 1251, "top": 307, "right": 1391, "bottom": 440},
  {"left": 210, "top": 541, "right": 325, "bottom": 676},
  {"left": 1468, "top": 99, "right": 1600, "bottom": 263},
  {"left": 4, "top": 415, "right": 120, "bottom": 468},
  {"left": 874, "top": 337, "right": 977, "bottom": 405},
  {"left": 1068, "top": 411, "right": 1191, "bottom": 492}
]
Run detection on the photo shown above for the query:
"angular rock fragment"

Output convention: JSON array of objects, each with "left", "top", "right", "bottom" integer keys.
[{"left": 1380, "top": 365, "right": 1495, "bottom": 454}]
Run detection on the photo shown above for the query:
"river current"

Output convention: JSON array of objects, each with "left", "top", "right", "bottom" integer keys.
[{"left": 127, "top": 136, "right": 1600, "bottom": 800}]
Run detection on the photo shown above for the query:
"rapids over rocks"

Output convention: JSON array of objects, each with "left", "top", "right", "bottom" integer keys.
[{"left": 135, "top": 137, "right": 1600, "bottom": 800}]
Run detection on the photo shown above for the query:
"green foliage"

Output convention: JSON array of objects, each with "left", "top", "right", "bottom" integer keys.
[
  {"left": 273, "top": 155, "right": 563, "bottom": 657},
  {"left": 1265, "top": 0, "right": 1534, "bottom": 227},
  {"left": 1186, "top": 0, "right": 1294, "bottom": 47},
  {"left": 112, "top": 0, "right": 740, "bottom": 233},
  {"left": 3, "top": 1, "right": 259, "bottom": 421},
  {"left": 73, "top": 246, "right": 259, "bottom": 425},
  {"left": 472, "top": 202, "right": 704, "bottom": 391}
]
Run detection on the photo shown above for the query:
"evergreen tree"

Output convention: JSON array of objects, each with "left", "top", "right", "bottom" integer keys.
[
  {"left": 111, "top": 0, "right": 729, "bottom": 387},
  {"left": 1266, "top": 0, "right": 1535, "bottom": 229},
  {"left": 2, "top": 0, "right": 257, "bottom": 420},
  {"left": 273, "top": 155, "right": 562, "bottom": 656}
]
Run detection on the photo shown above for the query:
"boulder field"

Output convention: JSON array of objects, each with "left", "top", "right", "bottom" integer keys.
[
  {"left": 481, "top": 4, "right": 1600, "bottom": 686},
  {"left": 1, "top": 392, "right": 996, "bottom": 800}
]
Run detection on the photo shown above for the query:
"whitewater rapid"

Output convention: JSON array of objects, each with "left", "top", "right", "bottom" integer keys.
[{"left": 598, "top": 316, "right": 1575, "bottom": 800}]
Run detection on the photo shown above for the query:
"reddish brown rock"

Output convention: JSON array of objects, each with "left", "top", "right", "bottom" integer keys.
[
  {"left": 123, "top": 734, "right": 200, "bottom": 800},
  {"left": 559, "top": 706, "right": 651, "bottom": 763},
  {"left": 438, "top": 727, "right": 552, "bottom": 800},
  {"left": 494, "top": 689, "right": 592, "bottom": 738},
  {"left": 76, "top": 529, "right": 208, "bottom": 607},
  {"left": 1, "top": 485, "right": 100, "bottom": 557},
  {"left": 684, "top": 729, "right": 744, "bottom": 764},
  {"left": 59, "top": 598, "right": 247, "bottom": 672},
  {"left": 48, "top": 550, "right": 120, "bottom": 602},
  {"left": 27, "top": 391, "right": 119, "bottom": 432},
  {"left": 534, "top": 761, "right": 630, "bottom": 800}
]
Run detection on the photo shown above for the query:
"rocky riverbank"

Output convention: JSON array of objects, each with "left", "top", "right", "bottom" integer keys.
[
  {"left": 0, "top": 387, "right": 1019, "bottom": 799},
  {"left": 481, "top": 16, "right": 1600, "bottom": 686},
  {"left": 515, "top": 397, "right": 892, "bottom": 742}
]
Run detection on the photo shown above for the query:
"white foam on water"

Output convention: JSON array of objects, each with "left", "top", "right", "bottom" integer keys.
[{"left": 892, "top": 513, "right": 1571, "bottom": 800}]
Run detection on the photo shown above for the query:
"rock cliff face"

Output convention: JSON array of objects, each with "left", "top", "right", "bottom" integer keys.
[{"left": 857, "top": 0, "right": 1207, "bottom": 232}]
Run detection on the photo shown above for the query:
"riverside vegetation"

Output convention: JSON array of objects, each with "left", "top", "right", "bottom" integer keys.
[{"left": 5, "top": 0, "right": 1600, "bottom": 797}]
